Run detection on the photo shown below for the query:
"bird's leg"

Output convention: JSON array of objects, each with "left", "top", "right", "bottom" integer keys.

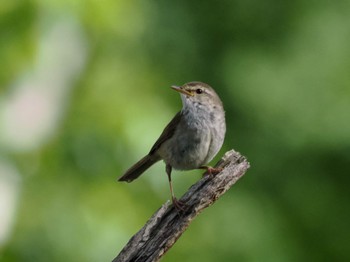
[
  {"left": 199, "top": 165, "right": 223, "bottom": 178},
  {"left": 166, "top": 164, "right": 186, "bottom": 211}
]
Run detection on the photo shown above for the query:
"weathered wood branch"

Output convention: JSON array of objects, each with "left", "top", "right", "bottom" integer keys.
[{"left": 113, "top": 149, "right": 250, "bottom": 262}]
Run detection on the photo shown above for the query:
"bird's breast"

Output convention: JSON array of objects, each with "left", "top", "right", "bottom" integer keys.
[{"left": 158, "top": 107, "right": 225, "bottom": 170}]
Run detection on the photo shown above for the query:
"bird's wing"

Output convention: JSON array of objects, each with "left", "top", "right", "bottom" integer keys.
[{"left": 149, "top": 111, "right": 182, "bottom": 155}]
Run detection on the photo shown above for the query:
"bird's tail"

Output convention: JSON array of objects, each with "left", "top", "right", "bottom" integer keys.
[{"left": 118, "top": 155, "right": 160, "bottom": 183}]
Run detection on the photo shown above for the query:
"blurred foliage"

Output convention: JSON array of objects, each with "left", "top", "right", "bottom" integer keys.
[{"left": 1, "top": 0, "right": 350, "bottom": 261}]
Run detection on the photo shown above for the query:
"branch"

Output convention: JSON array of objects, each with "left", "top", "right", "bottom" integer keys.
[{"left": 113, "top": 149, "right": 250, "bottom": 262}]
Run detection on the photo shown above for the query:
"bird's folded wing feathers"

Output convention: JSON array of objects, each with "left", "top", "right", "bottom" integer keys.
[{"left": 149, "top": 111, "right": 182, "bottom": 155}]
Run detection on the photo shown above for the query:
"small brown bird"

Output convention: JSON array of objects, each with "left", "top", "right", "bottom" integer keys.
[{"left": 118, "top": 82, "right": 226, "bottom": 209}]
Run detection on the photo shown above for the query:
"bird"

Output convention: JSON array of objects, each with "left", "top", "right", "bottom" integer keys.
[{"left": 118, "top": 81, "right": 226, "bottom": 210}]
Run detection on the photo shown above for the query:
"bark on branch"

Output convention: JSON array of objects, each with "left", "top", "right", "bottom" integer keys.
[{"left": 113, "top": 149, "right": 250, "bottom": 262}]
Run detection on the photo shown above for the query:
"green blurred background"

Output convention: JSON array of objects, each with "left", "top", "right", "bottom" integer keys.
[{"left": 1, "top": 0, "right": 350, "bottom": 261}]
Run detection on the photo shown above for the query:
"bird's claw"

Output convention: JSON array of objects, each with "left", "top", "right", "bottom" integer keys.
[
  {"left": 201, "top": 166, "right": 223, "bottom": 178},
  {"left": 172, "top": 197, "right": 187, "bottom": 212}
]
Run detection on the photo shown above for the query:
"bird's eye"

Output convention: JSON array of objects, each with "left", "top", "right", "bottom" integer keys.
[{"left": 196, "top": 88, "right": 203, "bottom": 94}]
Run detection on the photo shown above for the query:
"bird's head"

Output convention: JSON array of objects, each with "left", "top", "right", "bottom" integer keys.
[{"left": 171, "top": 82, "right": 223, "bottom": 109}]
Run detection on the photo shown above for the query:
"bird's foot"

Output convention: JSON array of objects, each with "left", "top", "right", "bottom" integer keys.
[
  {"left": 172, "top": 197, "right": 187, "bottom": 212},
  {"left": 200, "top": 166, "right": 223, "bottom": 178}
]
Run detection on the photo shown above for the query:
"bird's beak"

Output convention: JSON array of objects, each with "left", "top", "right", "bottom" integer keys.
[{"left": 171, "top": 85, "right": 193, "bottom": 96}]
